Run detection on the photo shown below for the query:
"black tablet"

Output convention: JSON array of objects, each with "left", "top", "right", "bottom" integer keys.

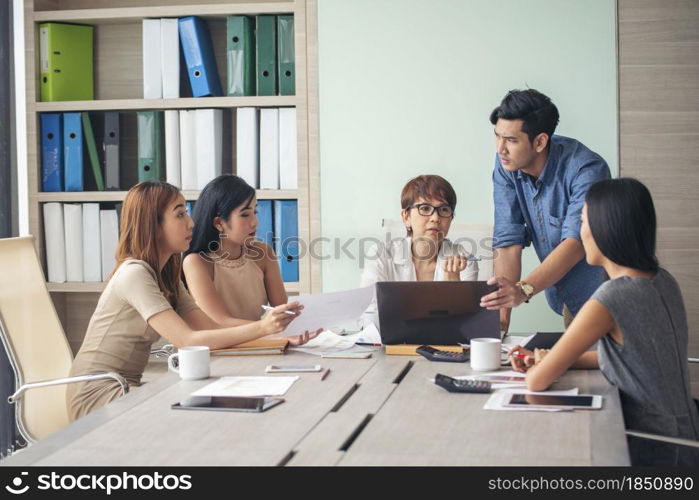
[
  {"left": 523, "top": 331, "right": 564, "bottom": 350},
  {"left": 171, "top": 396, "right": 284, "bottom": 413}
]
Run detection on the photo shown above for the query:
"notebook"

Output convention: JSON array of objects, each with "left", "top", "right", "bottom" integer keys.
[{"left": 211, "top": 338, "right": 288, "bottom": 356}]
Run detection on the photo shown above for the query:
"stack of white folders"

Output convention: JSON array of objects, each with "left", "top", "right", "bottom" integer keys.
[
  {"left": 159, "top": 107, "right": 297, "bottom": 192},
  {"left": 142, "top": 18, "right": 180, "bottom": 99},
  {"left": 168, "top": 108, "right": 223, "bottom": 190},
  {"left": 43, "top": 202, "right": 118, "bottom": 283},
  {"left": 236, "top": 107, "right": 297, "bottom": 190}
]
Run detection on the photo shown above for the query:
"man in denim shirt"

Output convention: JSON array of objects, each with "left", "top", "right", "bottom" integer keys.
[{"left": 480, "top": 89, "right": 610, "bottom": 332}]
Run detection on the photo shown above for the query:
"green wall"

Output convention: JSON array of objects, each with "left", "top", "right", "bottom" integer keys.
[{"left": 317, "top": 0, "right": 618, "bottom": 333}]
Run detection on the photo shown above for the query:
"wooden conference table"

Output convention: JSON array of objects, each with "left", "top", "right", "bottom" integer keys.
[{"left": 3, "top": 349, "right": 630, "bottom": 466}]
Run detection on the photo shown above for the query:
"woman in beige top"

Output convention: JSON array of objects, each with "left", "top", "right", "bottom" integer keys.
[
  {"left": 68, "top": 181, "right": 312, "bottom": 421},
  {"left": 183, "top": 175, "right": 312, "bottom": 343}
]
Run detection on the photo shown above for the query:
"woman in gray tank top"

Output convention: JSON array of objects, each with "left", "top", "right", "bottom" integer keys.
[{"left": 508, "top": 178, "right": 699, "bottom": 466}]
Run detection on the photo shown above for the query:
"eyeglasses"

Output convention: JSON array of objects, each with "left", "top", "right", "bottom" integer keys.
[{"left": 408, "top": 203, "right": 454, "bottom": 218}]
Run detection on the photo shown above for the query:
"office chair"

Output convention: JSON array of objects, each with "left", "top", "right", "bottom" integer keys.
[
  {"left": 0, "top": 236, "right": 127, "bottom": 444},
  {"left": 381, "top": 219, "right": 494, "bottom": 280}
]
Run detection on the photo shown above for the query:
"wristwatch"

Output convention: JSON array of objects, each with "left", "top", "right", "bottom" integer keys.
[{"left": 515, "top": 281, "right": 534, "bottom": 303}]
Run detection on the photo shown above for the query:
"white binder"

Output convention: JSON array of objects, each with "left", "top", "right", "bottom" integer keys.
[
  {"left": 260, "top": 108, "right": 280, "bottom": 189},
  {"left": 164, "top": 110, "right": 181, "bottom": 187},
  {"left": 142, "top": 19, "right": 162, "bottom": 99},
  {"left": 43, "top": 202, "right": 66, "bottom": 283},
  {"left": 63, "top": 203, "right": 83, "bottom": 282},
  {"left": 195, "top": 109, "right": 222, "bottom": 190},
  {"left": 179, "top": 110, "right": 197, "bottom": 190},
  {"left": 160, "top": 18, "right": 180, "bottom": 99},
  {"left": 279, "top": 108, "right": 298, "bottom": 189},
  {"left": 82, "top": 203, "right": 102, "bottom": 282},
  {"left": 100, "top": 209, "right": 119, "bottom": 281},
  {"left": 236, "top": 107, "right": 259, "bottom": 188}
]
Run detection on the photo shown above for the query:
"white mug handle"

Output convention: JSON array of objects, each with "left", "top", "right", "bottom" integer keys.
[{"left": 167, "top": 353, "right": 180, "bottom": 374}]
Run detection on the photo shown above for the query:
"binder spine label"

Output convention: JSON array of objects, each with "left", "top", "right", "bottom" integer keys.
[
  {"left": 40, "top": 27, "right": 49, "bottom": 74},
  {"left": 228, "top": 50, "right": 245, "bottom": 96}
]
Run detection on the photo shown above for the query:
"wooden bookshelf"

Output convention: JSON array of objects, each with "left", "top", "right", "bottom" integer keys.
[
  {"left": 36, "top": 189, "right": 300, "bottom": 202},
  {"left": 33, "top": 3, "right": 295, "bottom": 23},
  {"left": 36, "top": 96, "right": 297, "bottom": 112},
  {"left": 25, "top": 0, "right": 320, "bottom": 342}
]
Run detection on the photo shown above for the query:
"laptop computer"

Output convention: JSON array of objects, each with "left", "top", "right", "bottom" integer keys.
[{"left": 376, "top": 281, "right": 500, "bottom": 345}]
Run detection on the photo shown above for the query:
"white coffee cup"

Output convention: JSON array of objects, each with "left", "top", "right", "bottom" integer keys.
[
  {"left": 168, "top": 346, "right": 210, "bottom": 380},
  {"left": 470, "top": 338, "right": 501, "bottom": 372}
]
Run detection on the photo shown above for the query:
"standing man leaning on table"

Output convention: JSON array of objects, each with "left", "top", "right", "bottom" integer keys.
[{"left": 480, "top": 89, "right": 611, "bottom": 332}]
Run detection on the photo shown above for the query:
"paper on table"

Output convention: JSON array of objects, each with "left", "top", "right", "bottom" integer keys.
[
  {"left": 503, "top": 335, "right": 534, "bottom": 350},
  {"left": 290, "top": 330, "right": 357, "bottom": 355},
  {"left": 190, "top": 376, "right": 298, "bottom": 397},
  {"left": 484, "top": 388, "right": 580, "bottom": 412},
  {"left": 281, "top": 286, "right": 374, "bottom": 337},
  {"left": 321, "top": 349, "right": 373, "bottom": 359},
  {"left": 460, "top": 370, "right": 527, "bottom": 384},
  {"left": 291, "top": 331, "right": 374, "bottom": 357},
  {"left": 354, "top": 323, "right": 382, "bottom": 345}
]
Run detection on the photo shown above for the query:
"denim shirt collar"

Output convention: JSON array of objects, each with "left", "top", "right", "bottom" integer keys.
[{"left": 516, "top": 139, "right": 561, "bottom": 189}]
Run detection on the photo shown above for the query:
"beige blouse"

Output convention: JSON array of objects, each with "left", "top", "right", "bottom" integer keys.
[
  {"left": 209, "top": 252, "right": 268, "bottom": 321},
  {"left": 67, "top": 259, "right": 199, "bottom": 421}
]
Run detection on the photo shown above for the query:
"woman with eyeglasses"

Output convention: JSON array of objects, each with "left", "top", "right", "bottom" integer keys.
[{"left": 360, "top": 175, "right": 479, "bottom": 327}]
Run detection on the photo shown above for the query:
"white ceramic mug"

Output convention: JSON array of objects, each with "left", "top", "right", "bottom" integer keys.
[
  {"left": 470, "top": 338, "right": 501, "bottom": 372},
  {"left": 168, "top": 346, "right": 210, "bottom": 380}
]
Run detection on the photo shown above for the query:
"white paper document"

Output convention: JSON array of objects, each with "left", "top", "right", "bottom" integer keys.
[
  {"left": 290, "top": 330, "right": 357, "bottom": 355},
  {"left": 281, "top": 286, "right": 374, "bottom": 337},
  {"left": 503, "top": 335, "right": 534, "bottom": 350},
  {"left": 354, "top": 323, "right": 382, "bottom": 345},
  {"left": 290, "top": 330, "right": 375, "bottom": 357},
  {"left": 190, "top": 376, "right": 298, "bottom": 397},
  {"left": 484, "top": 388, "right": 580, "bottom": 412}
]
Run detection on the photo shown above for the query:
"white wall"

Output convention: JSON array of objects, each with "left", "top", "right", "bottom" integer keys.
[{"left": 317, "top": 0, "right": 618, "bottom": 332}]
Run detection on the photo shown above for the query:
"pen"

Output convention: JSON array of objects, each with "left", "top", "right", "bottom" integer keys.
[
  {"left": 320, "top": 368, "right": 330, "bottom": 381},
  {"left": 355, "top": 342, "right": 382, "bottom": 346},
  {"left": 509, "top": 352, "right": 527, "bottom": 360},
  {"left": 261, "top": 304, "right": 296, "bottom": 316}
]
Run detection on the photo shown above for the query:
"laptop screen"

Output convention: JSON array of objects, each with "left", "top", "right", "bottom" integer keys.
[{"left": 376, "top": 281, "right": 500, "bottom": 345}]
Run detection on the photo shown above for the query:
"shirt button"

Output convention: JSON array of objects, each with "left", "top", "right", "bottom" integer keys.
[
  {"left": 539, "top": 237, "right": 546, "bottom": 242},
  {"left": 537, "top": 216, "right": 543, "bottom": 222}
]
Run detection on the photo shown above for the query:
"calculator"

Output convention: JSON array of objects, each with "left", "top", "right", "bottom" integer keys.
[
  {"left": 434, "top": 373, "right": 492, "bottom": 393},
  {"left": 416, "top": 345, "right": 469, "bottom": 363}
]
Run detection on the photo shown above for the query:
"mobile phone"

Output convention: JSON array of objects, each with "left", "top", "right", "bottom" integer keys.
[
  {"left": 171, "top": 396, "right": 284, "bottom": 413},
  {"left": 265, "top": 364, "right": 322, "bottom": 373},
  {"left": 503, "top": 393, "right": 602, "bottom": 410}
]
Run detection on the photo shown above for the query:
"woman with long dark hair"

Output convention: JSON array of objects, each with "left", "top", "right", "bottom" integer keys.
[
  {"left": 183, "top": 175, "right": 314, "bottom": 347},
  {"left": 68, "top": 182, "right": 307, "bottom": 421},
  {"left": 509, "top": 178, "right": 699, "bottom": 465}
]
